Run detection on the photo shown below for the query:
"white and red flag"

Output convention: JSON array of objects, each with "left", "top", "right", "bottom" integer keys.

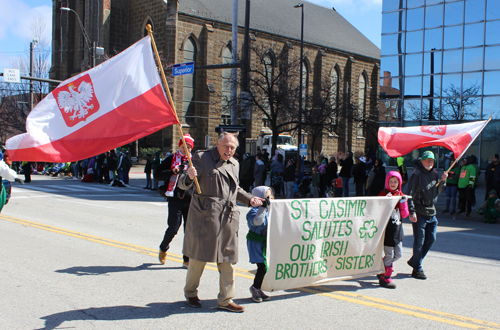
[
  {"left": 6, "top": 36, "right": 179, "bottom": 162},
  {"left": 378, "top": 119, "right": 491, "bottom": 158}
]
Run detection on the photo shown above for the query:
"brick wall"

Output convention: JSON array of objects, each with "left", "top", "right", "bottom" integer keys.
[{"left": 53, "top": 0, "right": 379, "bottom": 157}]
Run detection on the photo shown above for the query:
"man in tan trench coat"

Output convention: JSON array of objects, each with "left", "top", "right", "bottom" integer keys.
[{"left": 178, "top": 132, "right": 263, "bottom": 313}]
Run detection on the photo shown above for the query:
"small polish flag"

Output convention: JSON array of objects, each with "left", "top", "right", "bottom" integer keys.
[
  {"left": 6, "top": 36, "right": 179, "bottom": 162},
  {"left": 378, "top": 120, "right": 490, "bottom": 158}
]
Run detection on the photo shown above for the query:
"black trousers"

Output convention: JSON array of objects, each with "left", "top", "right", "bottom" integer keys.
[
  {"left": 458, "top": 186, "right": 474, "bottom": 214},
  {"left": 160, "top": 201, "right": 189, "bottom": 262},
  {"left": 355, "top": 181, "right": 365, "bottom": 196},
  {"left": 253, "top": 263, "right": 267, "bottom": 289}
]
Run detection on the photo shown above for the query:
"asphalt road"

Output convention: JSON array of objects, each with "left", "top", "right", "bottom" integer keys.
[{"left": 1, "top": 167, "right": 499, "bottom": 330}]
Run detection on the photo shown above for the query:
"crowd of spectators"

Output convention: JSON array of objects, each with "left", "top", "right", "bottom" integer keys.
[
  {"left": 4, "top": 143, "right": 499, "bottom": 225},
  {"left": 4, "top": 147, "right": 131, "bottom": 187}
]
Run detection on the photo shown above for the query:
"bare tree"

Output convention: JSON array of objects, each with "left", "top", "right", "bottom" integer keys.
[
  {"left": 0, "top": 17, "right": 52, "bottom": 144},
  {"left": 403, "top": 82, "right": 481, "bottom": 122},
  {"left": 231, "top": 42, "right": 303, "bottom": 156},
  {"left": 440, "top": 83, "right": 480, "bottom": 121}
]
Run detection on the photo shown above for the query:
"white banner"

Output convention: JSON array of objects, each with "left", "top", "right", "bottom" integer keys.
[{"left": 262, "top": 196, "right": 400, "bottom": 291}]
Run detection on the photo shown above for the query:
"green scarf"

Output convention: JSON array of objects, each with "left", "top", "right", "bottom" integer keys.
[{"left": 246, "top": 230, "right": 268, "bottom": 270}]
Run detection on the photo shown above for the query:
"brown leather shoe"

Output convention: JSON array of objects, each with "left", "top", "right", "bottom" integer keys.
[
  {"left": 158, "top": 250, "right": 167, "bottom": 265},
  {"left": 186, "top": 296, "right": 201, "bottom": 308},
  {"left": 217, "top": 302, "right": 245, "bottom": 313}
]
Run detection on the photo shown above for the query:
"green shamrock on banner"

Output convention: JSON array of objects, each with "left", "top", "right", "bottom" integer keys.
[{"left": 359, "top": 220, "right": 378, "bottom": 243}]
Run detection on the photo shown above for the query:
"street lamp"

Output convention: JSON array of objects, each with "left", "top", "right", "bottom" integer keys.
[
  {"left": 60, "top": 6, "right": 95, "bottom": 68},
  {"left": 294, "top": 3, "right": 304, "bottom": 173}
]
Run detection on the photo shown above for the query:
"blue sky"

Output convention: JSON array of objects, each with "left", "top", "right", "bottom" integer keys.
[
  {"left": 0, "top": 0, "right": 52, "bottom": 74},
  {"left": 0, "top": 0, "right": 382, "bottom": 75}
]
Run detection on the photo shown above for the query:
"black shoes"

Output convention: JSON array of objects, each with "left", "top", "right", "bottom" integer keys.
[
  {"left": 411, "top": 269, "right": 427, "bottom": 280},
  {"left": 408, "top": 258, "right": 427, "bottom": 279},
  {"left": 186, "top": 296, "right": 201, "bottom": 308}
]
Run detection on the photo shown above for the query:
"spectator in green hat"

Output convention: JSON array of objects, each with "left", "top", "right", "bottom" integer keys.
[
  {"left": 476, "top": 190, "right": 500, "bottom": 223},
  {"left": 406, "top": 150, "right": 448, "bottom": 280}
]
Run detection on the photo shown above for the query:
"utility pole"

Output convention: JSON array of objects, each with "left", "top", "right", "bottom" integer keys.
[
  {"left": 230, "top": 0, "right": 238, "bottom": 124},
  {"left": 294, "top": 3, "right": 304, "bottom": 173},
  {"left": 241, "top": 0, "right": 251, "bottom": 93},
  {"left": 29, "top": 39, "right": 38, "bottom": 111},
  {"left": 92, "top": 41, "right": 96, "bottom": 68}
]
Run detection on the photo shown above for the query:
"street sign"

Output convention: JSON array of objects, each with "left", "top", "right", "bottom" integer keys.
[
  {"left": 3, "top": 68, "right": 20, "bottom": 83},
  {"left": 300, "top": 143, "right": 307, "bottom": 156},
  {"left": 172, "top": 62, "right": 194, "bottom": 76}
]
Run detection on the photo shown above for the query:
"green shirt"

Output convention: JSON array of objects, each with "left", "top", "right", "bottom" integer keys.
[
  {"left": 458, "top": 164, "right": 476, "bottom": 189},
  {"left": 446, "top": 164, "right": 459, "bottom": 186}
]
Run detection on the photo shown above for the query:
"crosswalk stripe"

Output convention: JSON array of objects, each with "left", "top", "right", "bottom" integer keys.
[{"left": 16, "top": 184, "right": 146, "bottom": 193}]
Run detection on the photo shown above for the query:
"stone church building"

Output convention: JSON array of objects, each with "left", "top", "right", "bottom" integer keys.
[{"left": 50, "top": 0, "right": 380, "bottom": 158}]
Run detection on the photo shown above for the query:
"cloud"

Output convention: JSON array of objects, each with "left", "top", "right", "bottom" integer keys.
[{"left": 0, "top": 0, "right": 52, "bottom": 43}]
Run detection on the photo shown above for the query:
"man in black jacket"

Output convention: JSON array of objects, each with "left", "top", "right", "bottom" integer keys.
[
  {"left": 326, "top": 156, "right": 338, "bottom": 188},
  {"left": 406, "top": 151, "right": 448, "bottom": 280},
  {"left": 352, "top": 156, "right": 366, "bottom": 197},
  {"left": 156, "top": 135, "right": 195, "bottom": 268},
  {"left": 338, "top": 151, "right": 353, "bottom": 197}
]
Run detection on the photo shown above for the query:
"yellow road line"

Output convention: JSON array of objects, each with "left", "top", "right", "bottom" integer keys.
[
  {"left": 2, "top": 214, "right": 499, "bottom": 329},
  {"left": 307, "top": 287, "right": 499, "bottom": 329}
]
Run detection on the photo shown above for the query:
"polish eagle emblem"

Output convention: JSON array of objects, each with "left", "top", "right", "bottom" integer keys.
[
  {"left": 420, "top": 125, "right": 446, "bottom": 136},
  {"left": 57, "top": 81, "right": 94, "bottom": 120},
  {"left": 54, "top": 75, "right": 100, "bottom": 127}
]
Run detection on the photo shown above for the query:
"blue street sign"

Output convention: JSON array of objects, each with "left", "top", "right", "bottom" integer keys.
[
  {"left": 172, "top": 62, "right": 195, "bottom": 76},
  {"left": 300, "top": 144, "right": 307, "bottom": 156}
]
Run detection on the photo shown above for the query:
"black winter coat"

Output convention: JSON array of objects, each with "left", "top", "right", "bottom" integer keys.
[
  {"left": 352, "top": 162, "right": 366, "bottom": 184},
  {"left": 326, "top": 161, "right": 338, "bottom": 183},
  {"left": 339, "top": 157, "right": 353, "bottom": 178},
  {"left": 155, "top": 155, "right": 193, "bottom": 203},
  {"left": 369, "top": 165, "right": 386, "bottom": 196}
]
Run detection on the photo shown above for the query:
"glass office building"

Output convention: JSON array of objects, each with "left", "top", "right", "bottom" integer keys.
[{"left": 380, "top": 0, "right": 500, "bottom": 168}]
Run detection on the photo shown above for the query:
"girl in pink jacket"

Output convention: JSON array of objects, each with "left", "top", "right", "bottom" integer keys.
[{"left": 377, "top": 171, "right": 409, "bottom": 289}]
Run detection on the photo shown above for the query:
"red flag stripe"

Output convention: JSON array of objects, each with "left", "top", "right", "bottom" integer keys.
[
  {"left": 7, "top": 85, "right": 179, "bottom": 162},
  {"left": 378, "top": 130, "right": 472, "bottom": 158}
]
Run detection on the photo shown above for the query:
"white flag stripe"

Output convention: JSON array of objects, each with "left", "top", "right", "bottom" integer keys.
[{"left": 14, "top": 36, "right": 162, "bottom": 148}]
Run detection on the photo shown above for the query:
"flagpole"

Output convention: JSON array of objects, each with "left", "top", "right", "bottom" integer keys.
[
  {"left": 146, "top": 24, "right": 201, "bottom": 194},
  {"left": 437, "top": 115, "right": 493, "bottom": 187}
]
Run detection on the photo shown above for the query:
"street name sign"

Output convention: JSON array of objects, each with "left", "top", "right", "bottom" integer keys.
[{"left": 172, "top": 62, "right": 194, "bottom": 77}]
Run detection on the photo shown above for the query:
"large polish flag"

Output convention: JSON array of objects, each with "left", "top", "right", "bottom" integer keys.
[
  {"left": 6, "top": 36, "right": 179, "bottom": 162},
  {"left": 378, "top": 120, "right": 490, "bottom": 158}
]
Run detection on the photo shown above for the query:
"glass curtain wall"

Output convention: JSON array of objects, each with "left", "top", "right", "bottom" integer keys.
[{"left": 380, "top": 0, "right": 500, "bottom": 168}]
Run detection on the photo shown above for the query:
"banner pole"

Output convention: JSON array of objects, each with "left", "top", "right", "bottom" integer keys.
[
  {"left": 146, "top": 24, "right": 201, "bottom": 194},
  {"left": 437, "top": 115, "right": 493, "bottom": 187}
]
